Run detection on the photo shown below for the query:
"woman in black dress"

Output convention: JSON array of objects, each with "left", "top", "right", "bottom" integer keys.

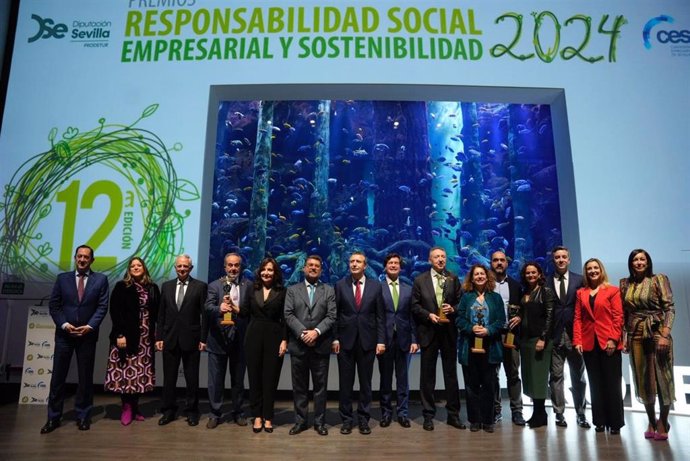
[
  {"left": 518, "top": 262, "right": 555, "bottom": 428},
  {"left": 241, "top": 257, "right": 287, "bottom": 433},
  {"left": 104, "top": 257, "right": 160, "bottom": 425}
]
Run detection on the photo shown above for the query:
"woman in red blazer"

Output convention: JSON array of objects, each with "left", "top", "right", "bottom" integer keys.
[{"left": 573, "top": 258, "right": 624, "bottom": 434}]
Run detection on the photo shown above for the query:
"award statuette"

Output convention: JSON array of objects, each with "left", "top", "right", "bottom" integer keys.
[
  {"left": 437, "top": 275, "right": 450, "bottom": 323},
  {"left": 470, "top": 305, "right": 486, "bottom": 354},
  {"left": 502, "top": 304, "right": 520, "bottom": 349},
  {"left": 220, "top": 280, "right": 235, "bottom": 326}
]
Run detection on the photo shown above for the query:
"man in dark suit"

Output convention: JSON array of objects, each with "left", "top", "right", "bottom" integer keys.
[
  {"left": 284, "top": 255, "right": 336, "bottom": 436},
  {"left": 41, "top": 245, "right": 109, "bottom": 433},
  {"left": 203, "top": 252, "right": 250, "bottom": 429},
  {"left": 490, "top": 251, "right": 526, "bottom": 426},
  {"left": 411, "top": 246, "right": 465, "bottom": 431},
  {"left": 547, "top": 245, "right": 590, "bottom": 429},
  {"left": 377, "top": 253, "right": 418, "bottom": 429},
  {"left": 333, "top": 251, "right": 386, "bottom": 435},
  {"left": 156, "top": 254, "right": 207, "bottom": 427}
]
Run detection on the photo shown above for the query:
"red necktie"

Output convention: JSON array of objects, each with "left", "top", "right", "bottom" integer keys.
[
  {"left": 77, "top": 273, "right": 85, "bottom": 303},
  {"left": 354, "top": 281, "right": 362, "bottom": 310}
]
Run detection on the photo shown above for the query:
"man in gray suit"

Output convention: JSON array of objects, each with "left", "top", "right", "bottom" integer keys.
[{"left": 284, "top": 255, "right": 336, "bottom": 436}]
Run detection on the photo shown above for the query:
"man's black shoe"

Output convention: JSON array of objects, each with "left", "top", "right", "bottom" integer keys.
[
  {"left": 397, "top": 417, "right": 411, "bottom": 428},
  {"left": 77, "top": 419, "right": 91, "bottom": 431},
  {"left": 40, "top": 419, "right": 60, "bottom": 434},
  {"left": 289, "top": 423, "right": 308, "bottom": 435}
]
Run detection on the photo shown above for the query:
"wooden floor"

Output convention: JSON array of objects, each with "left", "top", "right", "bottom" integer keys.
[{"left": 1, "top": 393, "right": 687, "bottom": 461}]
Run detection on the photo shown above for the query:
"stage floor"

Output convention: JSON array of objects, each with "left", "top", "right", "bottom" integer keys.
[{"left": 1, "top": 393, "right": 686, "bottom": 460}]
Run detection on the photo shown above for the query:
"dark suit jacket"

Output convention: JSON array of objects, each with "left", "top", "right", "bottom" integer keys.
[
  {"left": 49, "top": 271, "right": 109, "bottom": 336},
  {"left": 381, "top": 280, "right": 417, "bottom": 351},
  {"left": 501, "top": 276, "right": 523, "bottom": 306},
  {"left": 547, "top": 271, "right": 584, "bottom": 343},
  {"left": 495, "top": 275, "right": 523, "bottom": 347},
  {"left": 411, "top": 270, "right": 462, "bottom": 348},
  {"left": 157, "top": 277, "right": 207, "bottom": 351},
  {"left": 284, "top": 282, "right": 336, "bottom": 356},
  {"left": 240, "top": 286, "right": 288, "bottom": 344},
  {"left": 334, "top": 276, "right": 386, "bottom": 351},
  {"left": 573, "top": 285, "right": 624, "bottom": 351},
  {"left": 203, "top": 277, "right": 251, "bottom": 354},
  {"left": 108, "top": 280, "right": 160, "bottom": 356},
  {"left": 520, "top": 285, "right": 556, "bottom": 341}
]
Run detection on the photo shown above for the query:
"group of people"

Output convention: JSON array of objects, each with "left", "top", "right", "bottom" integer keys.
[{"left": 40, "top": 244, "right": 676, "bottom": 442}]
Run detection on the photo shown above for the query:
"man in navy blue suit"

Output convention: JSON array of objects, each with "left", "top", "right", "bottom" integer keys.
[
  {"left": 333, "top": 251, "right": 386, "bottom": 435},
  {"left": 547, "top": 245, "right": 590, "bottom": 429},
  {"left": 202, "top": 253, "right": 250, "bottom": 429},
  {"left": 377, "top": 253, "right": 418, "bottom": 428},
  {"left": 41, "top": 245, "right": 109, "bottom": 433}
]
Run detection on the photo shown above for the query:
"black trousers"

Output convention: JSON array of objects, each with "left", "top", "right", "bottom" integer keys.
[
  {"left": 245, "top": 321, "right": 284, "bottom": 419},
  {"left": 419, "top": 330, "right": 460, "bottom": 419},
  {"left": 583, "top": 342, "right": 625, "bottom": 430},
  {"left": 161, "top": 344, "right": 200, "bottom": 416},
  {"left": 464, "top": 353, "right": 498, "bottom": 425}
]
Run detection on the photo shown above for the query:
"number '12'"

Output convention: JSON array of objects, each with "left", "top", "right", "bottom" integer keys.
[{"left": 56, "top": 180, "right": 122, "bottom": 271}]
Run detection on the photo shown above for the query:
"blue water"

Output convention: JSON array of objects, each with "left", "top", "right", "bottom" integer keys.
[{"left": 208, "top": 100, "right": 561, "bottom": 284}]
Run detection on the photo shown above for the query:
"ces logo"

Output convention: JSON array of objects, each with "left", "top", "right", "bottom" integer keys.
[
  {"left": 643, "top": 15, "right": 690, "bottom": 49},
  {"left": 28, "top": 14, "right": 67, "bottom": 43}
]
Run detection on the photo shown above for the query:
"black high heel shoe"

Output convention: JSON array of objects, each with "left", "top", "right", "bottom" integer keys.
[
  {"left": 264, "top": 420, "right": 274, "bottom": 433},
  {"left": 252, "top": 418, "right": 263, "bottom": 433}
]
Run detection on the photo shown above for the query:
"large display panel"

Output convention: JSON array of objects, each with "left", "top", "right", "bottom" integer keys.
[{"left": 206, "top": 93, "right": 565, "bottom": 284}]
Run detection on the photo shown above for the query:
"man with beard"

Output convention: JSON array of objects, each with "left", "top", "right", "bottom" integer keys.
[{"left": 490, "top": 251, "right": 525, "bottom": 426}]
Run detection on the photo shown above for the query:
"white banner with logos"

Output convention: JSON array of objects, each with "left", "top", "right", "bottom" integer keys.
[{"left": 19, "top": 305, "right": 54, "bottom": 405}]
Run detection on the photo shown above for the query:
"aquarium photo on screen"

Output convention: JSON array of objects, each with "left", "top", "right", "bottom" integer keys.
[{"left": 207, "top": 96, "right": 562, "bottom": 284}]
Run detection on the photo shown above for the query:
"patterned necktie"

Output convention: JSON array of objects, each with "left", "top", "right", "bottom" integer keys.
[
  {"left": 435, "top": 274, "right": 444, "bottom": 308},
  {"left": 354, "top": 280, "right": 362, "bottom": 310},
  {"left": 558, "top": 274, "right": 566, "bottom": 301},
  {"left": 77, "top": 273, "right": 85, "bottom": 303},
  {"left": 176, "top": 281, "right": 185, "bottom": 309},
  {"left": 391, "top": 281, "right": 399, "bottom": 311}
]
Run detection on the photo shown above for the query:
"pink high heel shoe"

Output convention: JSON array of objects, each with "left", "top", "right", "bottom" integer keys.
[
  {"left": 121, "top": 403, "right": 133, "bottom": 426},
  {"left": 654, "top": 421, "right": 670, "bottom": 441}
]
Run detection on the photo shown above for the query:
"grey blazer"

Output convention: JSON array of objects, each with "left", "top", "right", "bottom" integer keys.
[{"left": 284, "top": 282, "right": 336, "bottom": 356}]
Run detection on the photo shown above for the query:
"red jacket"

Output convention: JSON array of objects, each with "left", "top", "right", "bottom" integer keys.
[{"left": 573, "top": 284, "right": 623, "bottom": 351}]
